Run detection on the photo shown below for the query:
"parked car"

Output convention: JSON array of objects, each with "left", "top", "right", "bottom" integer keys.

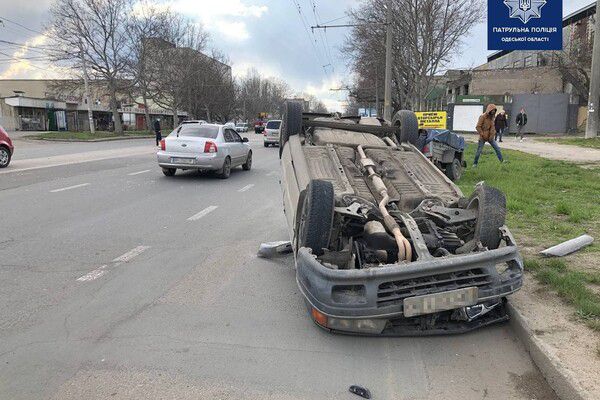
[
  {"left": 417, "top": 129, "right": 466, "bottom": 181},
  {"left": 235, "top": 122, "right": 249, "bottom": 133},
  {"left": 0, "top": 125, "right": 13, "bottom": 168},
  {"left": 157, "top": 122, "right": 252, "bottom": 179},
  {"left": 254, "top": 120, "right": 265, "bottom": 134},
  {"left": 263, "top": 119, "right": 282, "bottom": 147},
  {"left": 279, "top": 101, "right": 522, "bottom": 336}
]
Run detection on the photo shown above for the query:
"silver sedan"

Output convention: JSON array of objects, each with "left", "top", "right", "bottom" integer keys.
[{"left": 157, "top": 122, "right": 252, "bottom": 179}]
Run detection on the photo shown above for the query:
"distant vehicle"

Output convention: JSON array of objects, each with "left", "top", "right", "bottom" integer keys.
[
  {"left": 0, "top": 125, "right": 13, "bottom": 168},
  {"left": 235, "top": 122, "right": 249, "bottom": 133},
  {"left": 263, "top": 120, "right": 282, "bottom": 147},
  {"left": 418, "top": 129, "right": 466, "bottom": 181},
  {"left": 224, "top": 122, "right": 236, "bottom": 129},
  {"left": 157, "top": 122, "right": 252, "bottom": 179},
  {"left": 254, "top": 120, "right": 265, "bottom": 134}
]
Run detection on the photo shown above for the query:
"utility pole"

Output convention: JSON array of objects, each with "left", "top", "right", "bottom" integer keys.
[
  {"left": 375, "top": 64, "right": 380, "bottom": 118},
  {"left": 79, "top": 40, "right": 95, "bottom": 134},
  {"left": 585, "top": 0, "right": 600, "bottom": 139},
  {"left": 383, "top": 0, "right": 393, "bottom": 122}
]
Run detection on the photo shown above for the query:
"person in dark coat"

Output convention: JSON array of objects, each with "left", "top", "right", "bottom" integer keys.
[
  {"left": 154, "top": 119, "right": 162, "bottom": 146},
  {"left": 494, "top": 111, "right": 507, "bottom": 142},
  {"left": 474, "top": 104, "right": 504, "bottom": 167},
  {"left": 516, "top": 108, "right": 527, "bottom": 141}
]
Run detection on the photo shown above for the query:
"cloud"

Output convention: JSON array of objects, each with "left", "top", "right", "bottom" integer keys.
[
  {"left": 0, "top": 34, "right": 64, "bottom": 79},
  {"left": 167, "top": 0, "right": 268, "bottom": 43}
]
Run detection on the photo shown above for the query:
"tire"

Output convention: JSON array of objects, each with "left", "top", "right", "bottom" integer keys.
[
  {"left": 218, "top": 157, "right": 231, "bottom": 179},
  {"left": 280, "top": 100, "right": 303, "bottom": 158},
  {"left": 264, "top": 142, "right": 269, "bottom": 147},
  {"left": 162, "top": 168, "right": 176, "bottom": 176},
  {"left": 467, "top": 184, "right": 506, "bottom": 250},
  {"left": 0, "top": 147, "right": 10, "bottom": 168},
  {"left": 445, "top": 158, "right": 463, "bottom": 181},
  {"left": 392, "top": 110, "right": 419, "bottom": 145},
  {"left": 297, "top": 180, "right": 335, "bottom": 256},
  {"left": 242, "top": 151, "right": 252, "bottom": 171}
]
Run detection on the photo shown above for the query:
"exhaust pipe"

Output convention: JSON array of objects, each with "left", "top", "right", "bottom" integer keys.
[{"left": 357, "top": 145, "right": 412, "bottom": 262}]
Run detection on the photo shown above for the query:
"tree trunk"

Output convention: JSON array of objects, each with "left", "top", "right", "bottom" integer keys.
[
  {"left": 109, "top": 83, "right": 123, "bottom": 134},
  {"left": 172, "top": 106, "right": 179, "bottom": 128},
  {"left": 205, "top": 105, "right": 211, "bottom": 123},
  {"left": 142, "top": 94, "right": 152, "bottom": 132}
]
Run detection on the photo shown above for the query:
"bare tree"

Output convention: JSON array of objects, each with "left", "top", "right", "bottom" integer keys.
[
  {"left": 47, "top": 0, "right": 135, "bottom": 134},
  {"left": 236, "top": 69, "right": 290, "bottom": 121},
  {"left": 344, "top": 0, "right": 484, "bottom": 111}
]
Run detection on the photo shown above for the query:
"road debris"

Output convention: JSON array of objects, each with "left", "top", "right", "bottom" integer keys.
[
  {"left": 540, "top": 234, "right": 594, "bottom": 257},
  {"left": 349, "top": 385, "right": 371, "bottom": 399},
  {"left": 257, "top": 241, "right": 293, "bottom": 258}
]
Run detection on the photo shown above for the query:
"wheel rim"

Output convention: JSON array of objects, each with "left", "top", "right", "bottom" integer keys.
[
  {"left": 247, "top": 153, "right": 252, "bottom": 168},
  {"left": 0, "top": 149, "right": 8, "bottom": 166},
  {"left": 224, "top": 159, "right": 231, "bottom": 175}
]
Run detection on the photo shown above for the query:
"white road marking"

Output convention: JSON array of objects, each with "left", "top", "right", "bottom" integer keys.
[
  {"left": 128, "top": 169, "right": 151, "bottom": 176},
  {"left": 112, "top": 245, "right": 151, "bottom": 263},
  {"left": 77, "top": 266, "right": 107, "bottom": 282},
  {"left": 50, "top": 183, "right": 90, "bottom": 193},
  {"left": 238, "top": 184, "right": 255, "bottom": 192},
  {"left": 187, "top": 205, "right": 218, "bottom": 221}
]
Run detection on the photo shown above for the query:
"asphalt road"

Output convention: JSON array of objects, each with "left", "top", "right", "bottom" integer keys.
[{"left": 0, "top": 134, "right": 558, "bottom": 400}]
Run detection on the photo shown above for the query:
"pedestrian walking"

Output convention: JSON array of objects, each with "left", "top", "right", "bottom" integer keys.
[
  {"left": 474, "top": 104, "right": 504, "bottom": 167},
  {"left": 154, "top": 119, "right": 162, "bottom": 146},
  {"left": 494, "top": 110, "right": 507, "bottom": 142},
  {"left": 516, "top": 108, "right": 528, "bottom": 142}
]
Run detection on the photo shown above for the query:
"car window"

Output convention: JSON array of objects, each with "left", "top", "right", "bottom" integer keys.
[
  {"left": 223, "top": 129, "right": 236, "bottom": 142},
  {"left": 169, "top": 124, "right": 219, "bottom": 138},
  {"left": 231, "top": 131, "right": 243, "bottom": 142},
  {"left": 266, "top": 121, "right": 281, "bottom": 129}
]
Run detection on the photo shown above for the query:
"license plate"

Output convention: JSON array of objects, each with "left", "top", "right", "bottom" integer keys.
[
  {"left": 403, "top": 287, "right": 478, "bottom": 317},
  {"left": 171, "top": 157, "right": 195, "bottom": 164}
]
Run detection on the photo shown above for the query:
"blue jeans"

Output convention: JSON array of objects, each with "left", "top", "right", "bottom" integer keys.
[
  {"left": 495, "top": 128, "right": 505, "bottom": 141},
  {"left": 474, "top": 139, "right": 503, "bottom": 165}
]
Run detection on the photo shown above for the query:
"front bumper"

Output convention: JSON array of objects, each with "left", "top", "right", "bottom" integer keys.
[
  {"left": 296, "top": 235, "right": 523, "bottom": 336},
  {"left": 264, "top": 137, "right": 279, "bottom": 144},
  {"left": 157, "top": 151, "right": 224, "bottom": 170}
]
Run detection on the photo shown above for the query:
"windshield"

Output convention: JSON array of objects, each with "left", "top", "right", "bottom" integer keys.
[
  {"left": 266, "top": 121, "right": 281, "bottom": 129},
  {"left": 236, "top": 123, "right": 247, "bottom": 127},
  {"left": 169, "top": 124, "right": 219, "bottom": 139}
]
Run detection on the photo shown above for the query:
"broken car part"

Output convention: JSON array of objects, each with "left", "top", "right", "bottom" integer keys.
[{"left": 540, "top": 234, "right": 594, "bottom": 257}]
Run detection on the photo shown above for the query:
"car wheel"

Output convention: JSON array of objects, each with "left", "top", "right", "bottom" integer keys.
[
  {"left": 242, "top": 151, "right": 252, "bottom": 171},
  {"left": 280, "top": 100, "right": 303, "bottom": 158},
  {"left": 162, "top": 168, "right": 176, "bottom": 176},
  {"left": 467, "top": 184, "right": 506, "bottom": 250},
  {"left": 445, "top": 158, "right": 463, "bottom": 181},
  {"left": 264, "top": 142, "right": 269, "bottom": 147},
  {"left": 218, "top": 157, "right": 231, "bottom": 179},
  {"left": 392, "top": 110, "right": 419, "bottom": 145},
  {"left": 0, "top": 147, "right": 10, "bottom": 168},
  {"left": 297, "top": 180, "right": 334, "bottom": 256}
]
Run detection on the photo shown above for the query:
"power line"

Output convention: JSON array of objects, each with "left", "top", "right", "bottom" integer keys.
[
  {"left": 0, "top": 15, "right": 47, "bottom": 36},
  {"left": 0, "top": 51, "right": 49, "bottom": 71},
  {"left": 290, "top": 0, "right": 328, "bottom": 79}
]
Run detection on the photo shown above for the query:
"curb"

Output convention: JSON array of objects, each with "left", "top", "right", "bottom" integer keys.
[
  {"left": 27, "top": 136, "right": 154, "bottom": 142},
  {"left": 508, "top": 302, "right": 591, "bottom": 400}
]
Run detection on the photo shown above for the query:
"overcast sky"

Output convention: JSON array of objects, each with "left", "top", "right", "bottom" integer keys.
[{"left": 0, "top": 0, "right": 595, "bottom": 111}]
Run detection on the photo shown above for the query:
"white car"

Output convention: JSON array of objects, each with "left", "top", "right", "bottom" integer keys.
[
  {"left": 235, "top": 122, "right": 249, "bottom": 133},
  {"left": 263, "top": 120, "right": 282, "bottom": 147},
  {"left": 157, "top": 122, "right": 252, "bottom": 179}
]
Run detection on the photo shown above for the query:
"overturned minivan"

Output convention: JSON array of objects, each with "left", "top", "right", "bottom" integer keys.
[{"left": 279, "top": 101, "right": 523, "bottom": 336}]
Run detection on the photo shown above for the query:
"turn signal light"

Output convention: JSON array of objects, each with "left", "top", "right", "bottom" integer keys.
[
  {"left": 311, "top": 308, "right": 328, "bottom": 327},
  {"left": 204, "top": 141, "right": 218, "bottom": 153},
  {"left": 160, "top": 139, "right": 165, "bottom": 151}
]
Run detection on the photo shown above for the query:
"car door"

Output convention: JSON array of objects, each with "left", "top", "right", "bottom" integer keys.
[
  {"left": 231, "top": 131, "right": 248, "bottom": 165},
  {"left": 226, "top": 129, "right": 245, "bottom": 165}
]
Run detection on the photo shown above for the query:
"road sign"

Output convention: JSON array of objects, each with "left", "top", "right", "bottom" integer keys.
[{"left": 415, "top": 111, "right": 447, "bottom": 129}]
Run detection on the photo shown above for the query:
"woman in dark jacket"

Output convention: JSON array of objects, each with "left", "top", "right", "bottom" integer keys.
[{"left": 494, "top": 111, "right": 507, "bottom": 142}]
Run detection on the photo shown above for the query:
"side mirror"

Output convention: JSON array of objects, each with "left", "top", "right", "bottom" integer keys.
[{"left": 242, "top": 137, "right": 249, "bottom": 143}]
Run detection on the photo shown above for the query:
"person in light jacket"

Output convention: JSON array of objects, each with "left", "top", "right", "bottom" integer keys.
[{"left": 474, "top": 104, "right": 504, "bottom": 167}]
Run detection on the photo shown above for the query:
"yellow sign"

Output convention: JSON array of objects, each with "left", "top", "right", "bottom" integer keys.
[{"left": 415, "top": 111, "right": 447, "bottom": 129}]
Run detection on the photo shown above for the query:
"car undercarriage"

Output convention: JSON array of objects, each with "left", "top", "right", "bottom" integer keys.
[{"left": 279, "top": 103, "right": 523, "bottom": 336}]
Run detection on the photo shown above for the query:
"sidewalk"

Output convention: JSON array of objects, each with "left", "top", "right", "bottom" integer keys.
[{"left": 464, "top": 134, "right": 600, "bottom": 164}]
